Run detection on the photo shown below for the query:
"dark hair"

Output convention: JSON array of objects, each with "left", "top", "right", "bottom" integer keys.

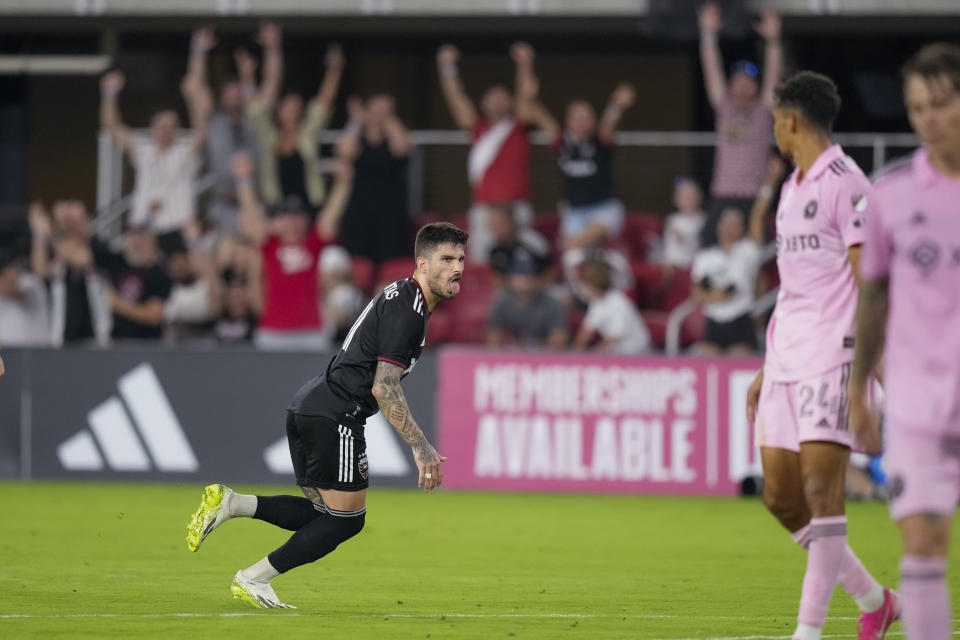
[
  {"left": 774, "top": 71, "right": 842, "bottom": 134},
  {"left": 902, "top": 42, "right": 960, "bottom": 92},
  {"left": 414, "top": 222, "right": 469, "bottom": 259},
  {"left": 581, "top": 259, "right": 613, "bottom": 293}
]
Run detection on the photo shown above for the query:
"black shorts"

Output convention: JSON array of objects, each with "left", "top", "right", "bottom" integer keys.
[
  {"left": 285, "top": 411, "right": 369, "bottom": 491},
  {"left": 703, "top": 313, "right": 758, "bottom": 350}
]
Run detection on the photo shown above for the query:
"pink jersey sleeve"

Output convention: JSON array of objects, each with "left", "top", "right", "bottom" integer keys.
[
  {"left": 858, "top": 189, "right": 893, "bottom": 281},
  {"left": 830, "top": 173, "right": 872, "bottom": 248}
]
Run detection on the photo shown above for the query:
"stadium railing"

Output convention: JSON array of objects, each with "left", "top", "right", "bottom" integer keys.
[{"left": 93, "top": 128, "right": 919, "bottom": 240}]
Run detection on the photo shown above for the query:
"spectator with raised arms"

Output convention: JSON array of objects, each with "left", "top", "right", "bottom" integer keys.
[
  {"left": 28, "top": 200, "right": 112, "bottom": 346},
  {"left": 335, "top": 94, "right": 412, "bottom": 265},
  {"left": 234, "top": 151, "right": 353, "bottom": 351},
  {"left": 698, "top": 2, "right": 783, "bottom": 246},
  {"left": 437, "top": 43, "right": 533, "bottom": 262},
  {"left": 513, "top": 41, "right": 635, "bottom": 250},
  {"left": 100, "top": 59, "right": 210, "bottom": 248},
  {"left": 238, "top": 35, "right": 345, "bottom": 210},
  {"left": 183, "top": 25, "right": 273, "bottom": 234}
]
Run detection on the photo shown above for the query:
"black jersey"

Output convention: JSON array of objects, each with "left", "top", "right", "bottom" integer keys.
[{"left": 288, "top": 278, "right": 429, "bottom": 428}]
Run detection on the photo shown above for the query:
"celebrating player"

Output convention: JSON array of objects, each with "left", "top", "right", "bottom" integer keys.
[
  {"left": 185, "top": 222, "right": 467, "bottom": 609},
  {"left": 849, "top": 43, "right": 960, "bottom": 640},
  {"left": 744, "top": 72, "right": 899, "bottom": 640}
]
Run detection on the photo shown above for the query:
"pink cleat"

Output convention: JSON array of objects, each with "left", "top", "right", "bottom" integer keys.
[{"left": 857, "top": 589, "right": 901, "bottom": 640}]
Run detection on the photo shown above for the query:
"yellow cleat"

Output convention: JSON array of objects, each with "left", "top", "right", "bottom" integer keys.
[
  {"left": 231, "top": 570, "right": 296, "bottom": 609},
  {"left": 185, "top": 484, "right": 230, "bottom": 552}
]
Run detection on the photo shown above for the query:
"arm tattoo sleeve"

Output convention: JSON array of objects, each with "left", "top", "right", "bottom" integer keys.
[
  {"left": 372, "top": 361, "right": 437, "bottom": 461},
  {"left": 851, "top": 279, "right": 889, "bottom": 388}
]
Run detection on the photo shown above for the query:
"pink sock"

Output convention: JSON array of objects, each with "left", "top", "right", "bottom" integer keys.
[
  {"left": 793, "top": 524, "right": 882, "bottom": 608},
  {"left": 900, "top": 556, "right": 950, "bottom": 640},
  {"left": 837, "top": 546, "right": 882, "bottom": 603},
  {"left": 797, "top": 516, "right": 847, "bottom": 627}
]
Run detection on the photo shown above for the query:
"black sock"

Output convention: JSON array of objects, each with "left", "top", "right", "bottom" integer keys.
[
  {"left": 253, "top": 495, "right": 323, "bottom": 531},
  {"left": 267, "top": 507, "right": 365, "bottom": 574}
]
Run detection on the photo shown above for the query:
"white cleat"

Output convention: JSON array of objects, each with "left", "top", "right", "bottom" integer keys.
[
  {"left": 230, "top": 570, "right": 296, "bottom": 609},
  {"left": 186, "top": 484, "right": 234, "bottom": 552}
]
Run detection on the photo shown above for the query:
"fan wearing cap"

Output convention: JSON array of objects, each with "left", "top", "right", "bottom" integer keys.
[
  {"left": 318, "top": 245, "right": 364, "bottom": 343},
  {"left": 486, "top": 251, "right": 568, "bottom": 349},
  {"left": 698, "top": 1, "right": 783, "bottom": 247},
  {"left": 233, "top": 151, "right": 353, "bottom": 351}
]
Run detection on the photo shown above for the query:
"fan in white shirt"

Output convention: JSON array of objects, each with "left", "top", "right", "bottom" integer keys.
[
  {"left": 573, "top": 258, "right": 650, "bottom": 355},
  {"left": 100, "top": 65, "right": 210, "bottom": 236},
  {"left": 691, "top": 208, "right": 763, "bottom": 355},
  {"left": 662, "top": 177, "right": 706, "bottom": 269}
]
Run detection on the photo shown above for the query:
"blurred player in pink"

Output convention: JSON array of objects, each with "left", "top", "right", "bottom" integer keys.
[
  {"left": 745, "top": 71, "right": 899, "bottom": 640},
  {"left": 849, "top": 43, "right": 960, "bottom": 640}
]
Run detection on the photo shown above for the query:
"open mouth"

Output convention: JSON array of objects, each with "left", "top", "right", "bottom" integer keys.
[{"left": 449, "top": 275, "right": 462, "bottom": 295}]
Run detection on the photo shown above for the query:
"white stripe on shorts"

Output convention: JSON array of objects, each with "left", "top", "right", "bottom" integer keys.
[
  {"left": 348, "top": 431, "right": 354, "bottom": 483},
  {"left": 338, "top": 426, "right": 346, "bottom": 483},
  {"left": 337, "top": 425, "right": 354, "bottom": 484}
]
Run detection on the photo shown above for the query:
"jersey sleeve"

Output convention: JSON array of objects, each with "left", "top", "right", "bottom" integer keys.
[
  {"left": 831, "top": 175, "right": 872, "bottom": 248},
  {"left": 858, "top": 188, "right": 893, "bottom": 281},
  {"left": 376, "top": 299, "right": 423, "bottom": 370}
]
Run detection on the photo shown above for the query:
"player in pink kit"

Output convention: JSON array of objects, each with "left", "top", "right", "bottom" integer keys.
[
  {"left": 849, "top": 43, "right": 960, "bottom": 640},
  {"left": 745, "top": 71, "right": 899, "bottom": 640}
]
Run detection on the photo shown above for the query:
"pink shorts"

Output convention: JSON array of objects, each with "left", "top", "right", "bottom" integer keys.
[
  {"left": 886, "top": 425, "right": 960, "bottom": 521},
  {"left": 756, "top": 363, "right": 856, "bottom": 452}
]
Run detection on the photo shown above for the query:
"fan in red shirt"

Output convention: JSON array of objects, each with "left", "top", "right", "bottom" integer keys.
[
  {"left": 233, "top": 152, "right": 353, "bottom": 351},
  {"left": 437, "top": 43, "right": 533, "bottom": 262}
]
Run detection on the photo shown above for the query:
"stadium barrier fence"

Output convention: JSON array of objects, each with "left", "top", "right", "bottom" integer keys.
[
  {"left": 438, "top": 348, "right": 763, "bottom": 496},
  {"left": 1, "top": 346, "right": 765, "bottom": 495},
  {"left": 0, "top": 347, "right": 435, "bottom": 487}
]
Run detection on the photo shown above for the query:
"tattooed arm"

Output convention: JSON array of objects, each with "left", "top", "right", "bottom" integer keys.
[
  {"left": 848, "top": 278, "right": 890, "bottom": 455},
  {"left": 371, "top": 360, "right": 445, "bottom": 491}
]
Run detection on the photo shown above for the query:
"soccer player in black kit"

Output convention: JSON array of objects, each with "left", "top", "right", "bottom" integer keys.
[{"left": 186, "top": 222, "right": 467, "bottom": 609}]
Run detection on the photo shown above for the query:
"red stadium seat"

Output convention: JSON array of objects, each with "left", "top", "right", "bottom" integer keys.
[
  {"left": 375, "top": 258, "right": 416, "bottom": 291},
  {"left": 664, "top": 267, "right": 693, "bottom": 312},
  {"left": 642, "top": 310, "right": 668, "bottom": 349},
  {"left": 680, "top": 306, "right": 706, "bottom": 346},
  {"left": 425, "top": 307, "right": 455, "bottom": 346},
  {"left": 450, "top": 264, "right": 495, "bottom": 344},
  {"left": 641, "top": 306, "right": 704, "bottom": 350},
  {"left": 350, "top": 257, "right": 377, "bottom": 296},
  {"left": 630, "top": 259, "right": 666, "bottom": 309},
  {"left": 622, "top": 212, "right": 664, "bottom": 261},
  {"left": 531, "top": 213, "right": 561, "bottom": 250}
]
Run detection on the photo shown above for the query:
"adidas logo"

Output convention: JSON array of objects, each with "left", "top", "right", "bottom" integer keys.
[
  {"left": 264, "top": 411, "right": 410, "bottom": 477},
  {"left": 57, "top": 363, "right": 198, "bottom": 472},
  {"left": 816, "top": 418, "right": 831, "bottom": 429}
]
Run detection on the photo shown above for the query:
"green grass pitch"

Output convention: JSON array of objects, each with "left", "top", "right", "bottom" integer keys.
[{"left": 1, "top": 481, "right": 958, "bottom": 639}]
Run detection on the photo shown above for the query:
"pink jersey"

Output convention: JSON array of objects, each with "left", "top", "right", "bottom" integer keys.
[
  {"left": 861, "top": 148, "right": 960, "bottom": 435},
  {"left": 764, "top": 144, "right": 871, "bottom": 382}
]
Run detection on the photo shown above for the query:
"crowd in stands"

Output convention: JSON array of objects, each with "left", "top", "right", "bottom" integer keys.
[{"left": 0, "top": 3, "right": 786, "bottom": 356}]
